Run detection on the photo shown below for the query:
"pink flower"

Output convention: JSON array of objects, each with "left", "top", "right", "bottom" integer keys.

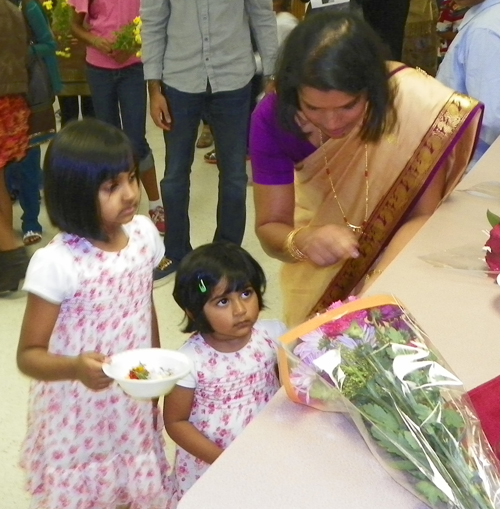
[
  {"left": 321, "top": 309, "right": 368, "bottom": 338},
  {"left": 485, "top": 224, "right": 500, "bottom": 273}
]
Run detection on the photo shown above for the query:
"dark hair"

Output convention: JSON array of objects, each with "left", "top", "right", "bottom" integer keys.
[
  {"left": 43, "top": 118, "right": 137, "bottom": 241},
  {"left": 173, "top": 242, "right": 267, "bottom": 334},
  {"left": 275, "top": 11, "right": 397, "bottom": 142},
  {"left": 274, "top": 0, "right": 292, "bottom": 12}
]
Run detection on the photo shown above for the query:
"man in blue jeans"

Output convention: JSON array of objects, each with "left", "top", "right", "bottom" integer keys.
[{"left": 140, "top": 0, "right": 278, "bottom": 285}]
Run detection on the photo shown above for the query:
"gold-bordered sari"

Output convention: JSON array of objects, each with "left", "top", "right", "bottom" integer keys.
[{"left": 281, "top": 64, "right": 483, "bottom": 327}]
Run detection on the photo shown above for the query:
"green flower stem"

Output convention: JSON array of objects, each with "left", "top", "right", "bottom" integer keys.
[{"left": 343, "top": 343, "right": 495, "bottom": 508}]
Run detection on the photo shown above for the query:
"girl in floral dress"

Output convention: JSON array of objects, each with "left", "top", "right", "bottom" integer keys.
[
  {"left": 16, "top": 118, "right": 171, "bottom": 509},
  {"left": 165, "top": 242, "right": 286, "bottom": 505}
]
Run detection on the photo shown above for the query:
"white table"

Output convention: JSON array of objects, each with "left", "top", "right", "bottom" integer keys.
[{"left": 179, "top": 138, "right": 500, "bottom": 508}]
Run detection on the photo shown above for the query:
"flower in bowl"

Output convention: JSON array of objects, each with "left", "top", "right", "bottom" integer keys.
[{"left": 102, "top": 348, "right": 191, "bottom": 399}]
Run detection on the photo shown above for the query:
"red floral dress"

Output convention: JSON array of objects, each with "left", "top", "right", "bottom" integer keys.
[
  {"left": 20, "top": 215, "right": 171, "bottom": 509},
  {"left": 0, "top": 95, "right": 29, "bottom": 169}
]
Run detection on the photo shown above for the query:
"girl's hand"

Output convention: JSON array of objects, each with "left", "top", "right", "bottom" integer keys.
[
  {"left": 295, "top": 225, "right": 360, "bottom": 266},
  {"left": 111, "top": 49, "right": 134, "bottom": 64},
  {"left": 91, "top": 36, "right": 113, "bottom": 55},
  {"left": 76, "top": 352, "right": 112, "bottom": 391}
]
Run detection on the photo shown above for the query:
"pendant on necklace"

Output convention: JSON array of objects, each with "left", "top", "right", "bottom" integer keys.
[{"left": 347, "top": 223, "right": 365, "bottom": 234}]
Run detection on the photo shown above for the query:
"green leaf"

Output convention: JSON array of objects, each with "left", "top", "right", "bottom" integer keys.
[
  {"left": 402, "top": 430, "right": 421, "bottom": 451},
  {"left": 390, "top": 459, "right": 417, "bottom": 471},
  {"left": 487, "top": 209, "right": 500, "bottom": 228},
  {"left": 415, "top": 480, "right": 448, "bottom": 505},
  {"left": 384, "top": 327, "right": 407, "bottom": 345},
  {"left": 442, "top": 408, "right": 465, "bottom": 430},
  {"left": 370, "top": 425, "right": 407, "bottom": 456},
  {"left": 362, "top": 403, "right": 400, "bottom": 431},
  {"left": 413, "top": 403, "right": 436, "bottom": 424}
]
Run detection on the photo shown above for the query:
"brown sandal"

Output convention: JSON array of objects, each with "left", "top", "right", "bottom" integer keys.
[{"left": 196, "top": 129, "right": 214, "bottom": 149}]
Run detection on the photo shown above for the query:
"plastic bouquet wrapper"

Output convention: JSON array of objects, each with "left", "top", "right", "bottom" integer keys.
[
  {"left": 419, "top": 210, "right": 500, "bottom": 284},
  {"left": 278, "top": 295, "right": 500, "bottom": 508}
]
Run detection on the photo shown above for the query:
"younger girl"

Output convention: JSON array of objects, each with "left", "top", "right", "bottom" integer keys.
[
  {"left": 165, "top": 242, "right": 286, "bottom": 505},
  {"left": 17, "top": 118, "right": 171, "bottom": 509}
]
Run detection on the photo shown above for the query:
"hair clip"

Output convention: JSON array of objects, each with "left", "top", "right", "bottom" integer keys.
[{"left": 198, "top": 278, "right": 207, "bottom": 293}]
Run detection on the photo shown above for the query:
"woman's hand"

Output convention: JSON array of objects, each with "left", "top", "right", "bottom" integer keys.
[
  {"left": 75, "top": 352, "right": 112, "bottom": 391},
  {"left": 294, "top": 225, "right": 360, "bottom": 266}
]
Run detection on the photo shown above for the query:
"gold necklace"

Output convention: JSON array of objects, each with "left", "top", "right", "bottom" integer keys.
[{"left": 319, "top": 130, "right": 369, "bottom": 234}]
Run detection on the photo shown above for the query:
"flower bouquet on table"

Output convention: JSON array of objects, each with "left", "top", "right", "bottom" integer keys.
[
  {"left": 278, "top": 295, "right": 500, "bottom": 508},
  {"left": 484, "top": 210, "right": 500, "bottom": 279},
  {"left": 419, "top": 208, "right": 500, "bottom": 281}
]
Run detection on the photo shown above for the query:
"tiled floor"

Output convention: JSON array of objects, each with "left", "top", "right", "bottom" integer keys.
[{"left": 0, "top": 113, "right": 282, "bottom": 507}]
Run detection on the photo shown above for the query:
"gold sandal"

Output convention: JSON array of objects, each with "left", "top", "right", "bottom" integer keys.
[{"left": 23, "top": 231, "right": 42, "bottom": 246}]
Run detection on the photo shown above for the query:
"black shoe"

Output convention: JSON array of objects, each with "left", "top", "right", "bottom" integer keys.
[
  {"left": 0, "top": 247, "right": 29, "bottom": 293},
  {"left": 153, "top": 257, "right": 178, "bottom": 288}
]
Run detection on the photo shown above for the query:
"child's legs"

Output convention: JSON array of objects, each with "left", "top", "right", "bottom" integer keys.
[
  {"left": 58, "top": 95, "right": 80, "bottom": 127},
  {"left": 85, "top": 64, "right": 121, "bottom": 129},
  {"left": 9, "top": 146, "right": 42, "bottom": 234},
  {"left": 117, "top": 63, "right": 159, "bottom": 202}
]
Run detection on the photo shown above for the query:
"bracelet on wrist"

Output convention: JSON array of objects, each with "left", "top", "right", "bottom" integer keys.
[
  {"left": 284, "top": 227, "right": 308, "bottom": 262},
  {"left": 365, "top": 268, "right": 382, "bottom": 281}
]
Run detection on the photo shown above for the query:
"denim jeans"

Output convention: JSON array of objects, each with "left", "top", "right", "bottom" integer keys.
[
  {"left": 58, "top": 95, "right": 95, "bottom": 128},
  {"left": 5, "top": 146, "right": 42, "bottom": 234},
  {"left": 86, "top": 63, "right": 154, "bottom": 171},
  {"left": 161, "top": 83, "right": 251, "bottom": 263}
]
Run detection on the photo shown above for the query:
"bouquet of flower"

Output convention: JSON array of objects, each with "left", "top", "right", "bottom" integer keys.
[
  {"left": 278, "top": 295, "right": 500, "bottom": 508},
  {"left": 111, "top": 17, "right": 142, "bottom": 57},
  {"left": 42, "top": 0, "right": 72, "bottom": 58}
]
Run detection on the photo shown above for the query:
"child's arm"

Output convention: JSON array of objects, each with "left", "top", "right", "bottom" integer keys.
[
  {"left": 70, "top": 6, "right": 113, "bottom": 55},
  {"left": 17, "top": 293, "right": 112, "bottom": 391},
  {"left": 151, "top": 296, "right": 160, "bottom": 349},
  {"left": 163, "top": 386, "right": 224, "bottom": 464}
]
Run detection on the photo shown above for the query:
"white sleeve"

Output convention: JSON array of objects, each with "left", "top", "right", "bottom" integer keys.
[
  {"left": 130, "top": 214, "right": 164, "bottom": 266},
  {"left": 258, "top": 319, "right": 288, "bottom": 349},
  {"left": 22, "top": 242, "right": 78, "bottom": 304}
]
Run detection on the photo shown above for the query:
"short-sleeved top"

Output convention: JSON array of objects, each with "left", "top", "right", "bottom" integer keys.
[
  {"left": 249, "top": 93, "right": 316, "bottom": 186},
  {"left": 176, "top": 319, "right": 287, "bottom": 389},
  {"left": 68, "top": 0, "right": 141, "bottom": 69},
  {"left": 23, "top": 214, "right": 163, "bottom": 304}
]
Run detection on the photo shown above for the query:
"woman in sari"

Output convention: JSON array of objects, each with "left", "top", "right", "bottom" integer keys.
[{"left": 249, "top": 11, "right": 482, "bottom": 327}]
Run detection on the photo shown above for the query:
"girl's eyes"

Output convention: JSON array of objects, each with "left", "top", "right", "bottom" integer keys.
[
  {"left": 214, "top": 288, "right": 253, "bottom": 306},
  {"left": 102, "top": 181, "right": 118, "bottom": 193},
  {"left": 101, "top": 172, "right": 137, "bottom": 192}
]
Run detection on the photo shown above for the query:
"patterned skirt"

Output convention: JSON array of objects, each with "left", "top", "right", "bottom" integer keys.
[{"left": 0, "top": 95, "right": 30, "bottom": 169}]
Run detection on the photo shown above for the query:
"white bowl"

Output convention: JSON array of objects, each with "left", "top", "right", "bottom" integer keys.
[{"left": 102, "top": 348, "right": 191, "bottom": 399}]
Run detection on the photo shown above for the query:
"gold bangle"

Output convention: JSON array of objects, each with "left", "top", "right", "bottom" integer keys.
[
  {"left": 284, "top": 227, "right": 308, "bottom": 262},
  {"left": 365, "top": 269, "right": 382, "bottom": 281}
]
